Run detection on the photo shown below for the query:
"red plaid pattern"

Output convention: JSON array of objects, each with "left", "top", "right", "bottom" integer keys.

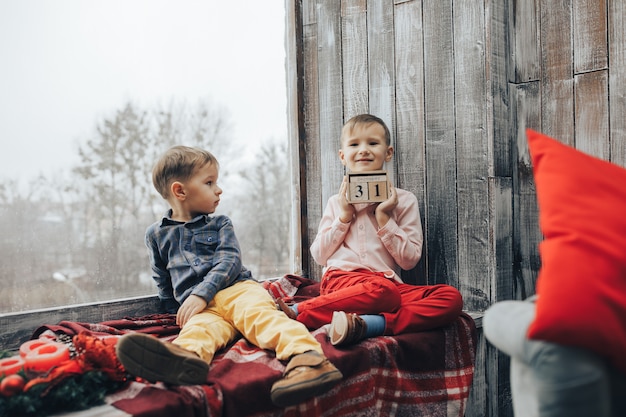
[{"left": 29, "top": 275, "right": 476, "bottom": 417}]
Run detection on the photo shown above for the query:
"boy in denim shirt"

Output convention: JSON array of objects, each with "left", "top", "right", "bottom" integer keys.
[{"left": 116, "top": 146, "right": 341, "bottom": 408}]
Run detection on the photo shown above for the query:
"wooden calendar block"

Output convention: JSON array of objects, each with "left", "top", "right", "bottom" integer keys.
[{"left": 347, "top": 170, "right": 389, "bottom": 203}]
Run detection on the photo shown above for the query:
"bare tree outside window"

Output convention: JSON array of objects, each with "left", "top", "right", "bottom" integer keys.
[
  {"left": 236, "top": 141, "right": 292, "bottom": 279},
  {"left": 0, "top": 98, "right": 291, "bottom": 313},
  {"left": 0, "top": 1, "right": 290, "bottom": 313}
]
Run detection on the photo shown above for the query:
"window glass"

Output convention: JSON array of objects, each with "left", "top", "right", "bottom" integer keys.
[{"left": 0, "top": 1, "right": 290, "bottom": 313}]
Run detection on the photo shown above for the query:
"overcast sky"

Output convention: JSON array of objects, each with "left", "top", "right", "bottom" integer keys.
[{"left": 0, "top": 1, "right": 287, "bottom": 186}]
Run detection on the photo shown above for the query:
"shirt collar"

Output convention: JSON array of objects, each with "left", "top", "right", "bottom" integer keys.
[{"left": 159, "top": 209, "right": 209, "bottom": 227}]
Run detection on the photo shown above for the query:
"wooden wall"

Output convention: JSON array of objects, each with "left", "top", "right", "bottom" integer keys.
[{"left": 285, "top": 0, "right": 626, "bottom": 416}]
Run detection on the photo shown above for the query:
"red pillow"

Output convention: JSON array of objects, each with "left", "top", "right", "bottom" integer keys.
[{"left": 525, "top": 129, "right": 626, "bottom": 374}]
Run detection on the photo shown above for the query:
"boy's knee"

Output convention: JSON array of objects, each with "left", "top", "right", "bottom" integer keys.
[
  {"left": 530, "top": 343, "right": 611, "bottom": 417},
  {"left": 530, "top": 343, "right": 608, "bottom": 387},
  {"left": 368, "top": 279, "right": 401, "bottom": 308},
  {"left": 435, "top": 284, "right": 464, "bottom": 313},
  {"left": 484, "top": 301, "right": 535, "bottom": 359}
]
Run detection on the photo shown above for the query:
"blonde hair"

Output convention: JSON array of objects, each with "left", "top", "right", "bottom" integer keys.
[
  {"left": 341, "top": 114, "right": 391, "bottom": 146},
  {"left": 152, "top": 145, "right": 219, "bottom": 199}
]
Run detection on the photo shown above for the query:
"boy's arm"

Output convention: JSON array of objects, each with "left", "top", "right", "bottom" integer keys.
[
  {"left": 310, "top": 195, "right": 350, "bottom": 266},
  {"left": 145, "top": 231, "right": 179, "bottom": 313},
  {"left": 377, "top": 191, "right": 423, "bottom": 270}
]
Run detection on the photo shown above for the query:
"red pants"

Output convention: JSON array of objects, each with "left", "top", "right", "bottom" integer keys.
[{"left": 296, "top": 269, "right": 464, "bottom": 335}]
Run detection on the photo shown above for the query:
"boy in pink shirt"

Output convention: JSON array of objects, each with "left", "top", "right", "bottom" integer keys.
[{"left": 278, "top": 114, "right": 463, "bottom": 345}]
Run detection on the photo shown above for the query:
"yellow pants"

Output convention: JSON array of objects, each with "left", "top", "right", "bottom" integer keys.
[{"left": 174, "top": 280, "right": 323, "bottom": 363}]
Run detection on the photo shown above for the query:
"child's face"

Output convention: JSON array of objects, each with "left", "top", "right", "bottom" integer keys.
[
  {"left": 339, "top": 122, "right": 393, "bottom": 172},
  {"left": 183, "top": 162, "right": 222, "bottom": 216}
]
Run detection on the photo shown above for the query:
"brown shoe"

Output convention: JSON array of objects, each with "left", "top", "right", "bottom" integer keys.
[
  {"left": 270, "top": 351, "right": 343, "bottom": 407},
  {"left": 116, "top": 333, "right": 209, "bottom": 385},
  {"left": 328, "top": 311, "right": 367, "bottom": 346},
  {"left": 276, "top": 298, "right": 298, "bottom": 320}
]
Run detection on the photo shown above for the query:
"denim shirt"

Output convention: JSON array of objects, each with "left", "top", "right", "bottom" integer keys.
[{"left": 145, "top": 211, "right": 253, "bottom": 310}]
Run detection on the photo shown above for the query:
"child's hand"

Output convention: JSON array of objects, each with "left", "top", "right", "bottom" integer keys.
[
  {"left": 375, "top": 182, "right": 398, "bottom": 228},
  {"left": 177, "top": 295, "right": 208, "bottom": 327},
  {"left": 338, "top": 176, "right": 355, "bottom": 223}
]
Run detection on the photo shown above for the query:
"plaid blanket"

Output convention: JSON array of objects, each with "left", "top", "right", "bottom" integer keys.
[{"left": 32, "top": 276, "right": 477, "bottom": 417}]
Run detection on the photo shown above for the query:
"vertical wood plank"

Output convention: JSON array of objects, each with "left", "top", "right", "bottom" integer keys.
[
  {"left": 510, "top": 82, "right": 542, "bottom": 301},
  {"left": 508, "top": 0, "right": 540, "bottom": 83},
  {"left": 573, "top": 0, "right": 608, "bottom": 73},
  {"left": 609, "top": 0, "right": 626, "bottom": 167},
  {"left": 302, "top": 0, "right": 323, "bottom": 279},
  {"left": 341, "top": 0, "right": 369, "bottom": 119},
  {"left": 466, "top": 331, "right": 488, "bottom": 417},
  {"left": 367, "top": 0, "right": 396, "bottom": 175},
  {"left": 454, "top": 0, "right": 490, "bottom": 311},
  {"left": 394, "top": 0, "right": 427, "bottom": 285},
  {"left": 540, "top": 0, "right": 574, "bottom": 143},
  {"left": 488, "top": 0, "right": 512, "bottom": 177},
  {"left": 574, "top": 70, "right": 609, "bottom": 159},
  {"left": 492, "top": 176, "right": 514, "bottom": 417},
  {"left": 491, "top": 177, "right": 514, "bottom": 302},
  {"left": 316, "top": 0, "right": 344, "bottom": 211},
  {"left": 285, "top": 0, "right": 305, "bottom": 273},
  {"left": 466, "top": 177, "right": 513, "bottom": 417},
  {"left": 423, "top": 0, "right": 459, "bottom": 286}
]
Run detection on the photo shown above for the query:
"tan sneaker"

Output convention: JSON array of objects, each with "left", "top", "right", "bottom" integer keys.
[
  {"left": 329, "top": 311, "right": 367, "bottom": 346},
  {"left": 270, "top": 351, "right": 343, "bottom": 407},
  {"left": 116, "top": 333, "right": 209, "bottom": 385}
]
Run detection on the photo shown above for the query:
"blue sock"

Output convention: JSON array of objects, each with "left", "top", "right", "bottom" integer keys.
[{"left": 361, "top": 314, "right": 385, "bottom": 338}]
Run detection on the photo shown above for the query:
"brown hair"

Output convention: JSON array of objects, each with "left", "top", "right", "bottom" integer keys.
[
  {"left": 152, "top": 145, "right": 219, "bottom": 199},
  {"left": 341, "top": 114, "right": 391, "bottom": 146}
]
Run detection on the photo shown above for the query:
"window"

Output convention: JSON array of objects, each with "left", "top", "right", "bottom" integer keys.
[{"left": 0, "top": 1, "right": 290, "bottom": 313}]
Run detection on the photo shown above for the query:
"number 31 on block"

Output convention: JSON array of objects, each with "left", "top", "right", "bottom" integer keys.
[{"left": 347, "top": 170, "right": 389, "bottom": 203}]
